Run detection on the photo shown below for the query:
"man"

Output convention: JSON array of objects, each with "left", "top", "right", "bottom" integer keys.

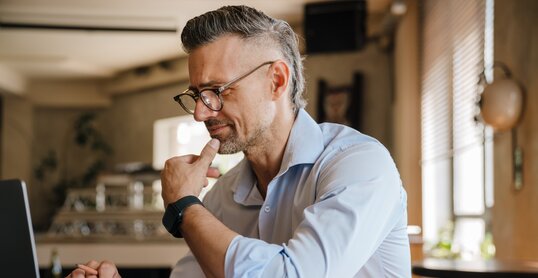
[{"left": 69, "top": 5, "right": 410, "bottom": 278}]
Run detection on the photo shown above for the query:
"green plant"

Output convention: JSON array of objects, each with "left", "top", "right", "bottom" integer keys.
[
  {"left": 34, "top": 112, "right": 113, "bottom": 224},
  {"left": 428, "top": 221, "right": 461, "bottom": 259}
]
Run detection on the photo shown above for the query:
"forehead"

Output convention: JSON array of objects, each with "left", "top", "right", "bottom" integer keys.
[{"left": 187, "top": 35, "right": 257, "bottom": 86}]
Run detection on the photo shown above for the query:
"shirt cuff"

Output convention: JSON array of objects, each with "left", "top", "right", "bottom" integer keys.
[{"left": 224, "top": 235, "right": 285, "bottom": 278}]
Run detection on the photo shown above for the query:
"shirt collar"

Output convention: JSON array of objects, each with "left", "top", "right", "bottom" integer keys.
[
  {"left": 231, "top": 109, "right": 324, "bottom": 205},
  {"left": 278, "top": 109, "right": 325, "bottom": 173},
  {"left": 231, "top": 159, "right": 263, "bottom": 206}
]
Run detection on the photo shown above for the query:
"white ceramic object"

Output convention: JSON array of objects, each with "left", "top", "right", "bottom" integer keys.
[{"left": 480, "top": 78, "right": 523, "bottom": 132}]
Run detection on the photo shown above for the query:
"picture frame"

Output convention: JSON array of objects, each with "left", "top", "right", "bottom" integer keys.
[{"left": 317, "top": 72, "right": 363, "bottom": 130}]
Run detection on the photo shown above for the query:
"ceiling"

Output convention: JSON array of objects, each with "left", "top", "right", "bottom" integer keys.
[{"left": 0, "top": 0, "right": 391, "bottom": 86}]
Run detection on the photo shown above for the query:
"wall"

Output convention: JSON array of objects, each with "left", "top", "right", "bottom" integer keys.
[
  {"left": 393, "top": 0, "right": 422, "bottom": 262},
  {"left": 1, "top": 95, "right": 33, "bottom": 182},
  {"left": 31, "top": 107, "right": 115, "bottom": 229},
  {"left": 101, "top": 83, "right": 188, "bottom": 165},
  {"left": 304, "top": 43, "right": 393, "bottom": 149},
  {"left": 492, "top": 0, "right": 538, "bottom": 260},
  {"left": 0, "top": 95, "right": 39, "bottom": 224}
]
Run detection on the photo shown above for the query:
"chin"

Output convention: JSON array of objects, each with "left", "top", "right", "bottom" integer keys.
[
  {"left": 219, "top": 140, "right": 245, "bottom": 154},
  {"left": 218, "top": 144, "right": 241, "bottom": 154},
  {"left": 210, "top": 130, "right": 246, "bottom": 154}
]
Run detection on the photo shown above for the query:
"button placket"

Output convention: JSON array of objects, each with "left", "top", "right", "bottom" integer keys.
[{"left": 258, "top": 181, "right": 277, "bottom": 240}]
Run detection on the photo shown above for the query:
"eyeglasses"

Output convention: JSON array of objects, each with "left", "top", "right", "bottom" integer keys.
[{"left": 173, "top": 61, "right": 275, "bottom": 114}]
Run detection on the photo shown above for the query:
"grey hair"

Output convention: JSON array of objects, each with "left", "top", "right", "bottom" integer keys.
[{"left": 181, "top": 5, "right": 306, "bottom": 113}]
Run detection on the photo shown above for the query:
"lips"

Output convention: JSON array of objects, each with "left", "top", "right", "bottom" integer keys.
[
  {"left": 205, "top": 119, "right": 233, "bottom": 136},
  {"left": 207, "top": 124, "right": 229, "bottom": 135}
]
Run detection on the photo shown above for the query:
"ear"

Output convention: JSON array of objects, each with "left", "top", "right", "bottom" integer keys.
[{"left": 270, "top": 60, "right": 290, "bottom": 101}]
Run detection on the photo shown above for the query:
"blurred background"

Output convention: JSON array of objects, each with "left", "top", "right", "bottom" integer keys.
[{"left": 0, "top": 0, "right": 536, "bottom": 277}]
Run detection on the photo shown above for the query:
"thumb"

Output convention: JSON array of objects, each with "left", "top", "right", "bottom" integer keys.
[{"left": 198, "top": 139, "right": 220, "bottom": 167}]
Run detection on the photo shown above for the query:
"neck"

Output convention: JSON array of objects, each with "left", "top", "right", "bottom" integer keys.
[{"left": 244, "top": 108, "right": 296, "bottom": 198}]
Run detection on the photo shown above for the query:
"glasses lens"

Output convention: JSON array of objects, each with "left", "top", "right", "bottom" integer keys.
[
  {"left": 177, "top": 94, "right": 196, "bottom": 114},
  {"left": 200, "top": 90, "right": 222, "bottom": 111}
]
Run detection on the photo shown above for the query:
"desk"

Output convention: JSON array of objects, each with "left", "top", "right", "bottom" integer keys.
[
  {"left": 37, "top": 240, "right": 190, "bottom": 278},
  {"left": 37, "top": 240, "right": 190, "bottom": 268},
  {"left": 412, "top": 258, "right": 538, "bottom": 277}
]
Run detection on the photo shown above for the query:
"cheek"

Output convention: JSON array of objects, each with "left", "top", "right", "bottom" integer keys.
[
  {"left": 229, "top": 104, "right": 261, "bottom": 136},
  {"left": 227, "top": 84, "right": 273, "bottom": 130}
]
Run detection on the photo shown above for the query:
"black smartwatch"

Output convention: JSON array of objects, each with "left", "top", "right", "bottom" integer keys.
[{"left": 162, "top": 195, "right": 203, "bottom": 238}]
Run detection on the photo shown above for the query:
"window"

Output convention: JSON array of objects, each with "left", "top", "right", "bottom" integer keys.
[{"left": 421, "top": 0, "right": 494, "bottom": 259}]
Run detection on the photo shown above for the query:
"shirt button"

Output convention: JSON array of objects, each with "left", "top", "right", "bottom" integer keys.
[{"left": 264, "top": 206, "right": 270, "bottom": 213}]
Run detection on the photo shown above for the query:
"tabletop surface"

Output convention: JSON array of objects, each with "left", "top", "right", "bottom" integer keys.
[{"left": 412, "top": 258, "right": 538, "bottom": 278}]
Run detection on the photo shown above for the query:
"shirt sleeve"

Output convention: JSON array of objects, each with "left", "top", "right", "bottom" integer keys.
[
  {"left": 169, "top": 251, "right": 205, "bottom": 278},
  {"left": 224, "top": 142, "right": 408, "bottom": 278}
]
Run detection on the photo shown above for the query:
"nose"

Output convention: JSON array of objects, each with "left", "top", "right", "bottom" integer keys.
[{"left": 193, "top": 99, "right": 219, "bottom": 122}]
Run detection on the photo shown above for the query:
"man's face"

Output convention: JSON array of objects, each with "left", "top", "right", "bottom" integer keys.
[{"left": 188, "top": 35, "right": 277, "bottom": 154}]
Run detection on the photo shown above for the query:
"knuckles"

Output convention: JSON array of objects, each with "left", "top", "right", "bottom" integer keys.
[{"left": 99, "top": 260, "right": 118, "bottom": 272}]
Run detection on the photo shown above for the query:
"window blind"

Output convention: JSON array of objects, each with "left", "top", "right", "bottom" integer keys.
[
  {"left": 421, "top": 0, "right": 486, "bottom": 244},
  {"left": 421, "top": 0, "right": 485, "bottom": 164}
]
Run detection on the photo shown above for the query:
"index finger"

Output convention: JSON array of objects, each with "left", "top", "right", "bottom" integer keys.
[
  {"left": 197, "top": 139, "right": 220, "bottom": 167},
  {"left": 67, "top": 268, "right": 87, "bottom": 278},
  {"left": 77, "top": 264, "right": 99, "bottom": 275}
]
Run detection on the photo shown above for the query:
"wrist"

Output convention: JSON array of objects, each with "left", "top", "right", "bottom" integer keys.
[
  {"left": 162, "top": 195, "right": 204, "bottom": 238},
  {"left": 165, "top": 191, "right": 198, "bottom": 207}
]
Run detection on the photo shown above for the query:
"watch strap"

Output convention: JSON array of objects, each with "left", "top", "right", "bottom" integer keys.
[{"left": 163, "top": 195, "right": 203, "bottom": 238}]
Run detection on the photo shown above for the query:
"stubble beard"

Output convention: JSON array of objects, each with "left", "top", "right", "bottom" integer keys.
[
  {"left": 215, "top": 129, "right": 246, "bottom": 154},
  {"left": 205, "top": 119, "right": 268, "bottom": 155},
  {"left": 205, "top": 119, "right": 245, "bottom": 154}
]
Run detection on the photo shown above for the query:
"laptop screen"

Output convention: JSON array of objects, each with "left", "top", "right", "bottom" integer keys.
[{"left": 0, "top": 179, "right": 40, "bottom": 278}]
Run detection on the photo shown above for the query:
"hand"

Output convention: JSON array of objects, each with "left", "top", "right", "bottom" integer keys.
[
  {"left": 66, "top": 260, "right": 121, "bottom": 278},
  {"left": 161, "top": 139, "right": 220, "bottom": 206}
]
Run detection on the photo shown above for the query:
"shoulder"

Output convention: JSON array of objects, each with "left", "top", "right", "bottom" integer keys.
[
  {"left": 318, "top": 123, "right": 392, "bottom": 164},
  {"left": 315, "top": 123, "right": 401, "bottom": 197}
]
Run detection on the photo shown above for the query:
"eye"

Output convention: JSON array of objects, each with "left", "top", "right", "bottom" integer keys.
[{"left": 220, "top": 87, "right": 232, "bottom": 96}]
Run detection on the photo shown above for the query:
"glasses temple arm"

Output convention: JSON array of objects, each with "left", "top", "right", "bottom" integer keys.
[{"left": 218, "top": 61, "right": 275, "bottom": 93}]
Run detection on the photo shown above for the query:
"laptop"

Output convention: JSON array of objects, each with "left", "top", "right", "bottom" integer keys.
[{"left": 0, "top": 179, "right": 40, "bottom": 278}]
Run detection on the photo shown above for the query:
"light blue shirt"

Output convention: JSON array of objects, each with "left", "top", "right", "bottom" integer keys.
[{"left": 171, "top": 109, "right": 411, "bottom": 277}]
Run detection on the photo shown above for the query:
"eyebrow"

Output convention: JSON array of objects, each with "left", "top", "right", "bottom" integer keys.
[{"left": 189, "top": 80, "right": 226, "bottom": 91}]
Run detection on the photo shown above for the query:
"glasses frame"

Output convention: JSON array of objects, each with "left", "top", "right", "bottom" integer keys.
[{"left": 173, "top": 61, "right": 275, "bottom": 114}]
